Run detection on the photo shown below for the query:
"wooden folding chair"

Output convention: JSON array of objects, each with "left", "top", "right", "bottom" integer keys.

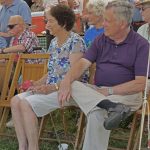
[
  {"left": 0, "top": 53, "right": 50, "bottom": 135},
  {"left": 0, "top": 54, "right": 16, "bottom": 134},
  {"left": 73, "top": 65, "right": 145, "bottom": 150},
  {"left": 125, "top": 93, "right": 150, "bottom": 150}
]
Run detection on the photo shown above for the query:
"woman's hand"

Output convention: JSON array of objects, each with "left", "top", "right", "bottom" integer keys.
[
  {"left": 30, "top": 84, "right": 55, "bottom": 95},
  {"left": 58, "top": 79, "right": 72, "bottom": 108}
]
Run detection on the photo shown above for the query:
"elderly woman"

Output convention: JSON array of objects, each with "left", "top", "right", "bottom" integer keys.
[
  {"left": 10, "top": 5, "right": 87, "bottom": 150},
  {"left": 83, "top": 0, "right": 108, "bottom": 47},
  {"left": 137, "top": 0, "right": 150, "bottom": 42}
]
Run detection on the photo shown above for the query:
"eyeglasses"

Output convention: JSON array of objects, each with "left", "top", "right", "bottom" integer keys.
[
  {"left": 7, "top": 24, "right": 17, "bottom": 29},
  {"left": 140, "top": 6, "right": 150, "bottom": 12}
]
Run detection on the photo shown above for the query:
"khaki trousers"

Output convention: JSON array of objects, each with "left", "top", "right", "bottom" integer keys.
[{"left": 18, "top": 81, "right": 143, "bottom": 150}]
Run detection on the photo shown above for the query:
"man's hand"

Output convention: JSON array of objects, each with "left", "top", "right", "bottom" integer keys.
[
  {"left": 58, "top": 79, "right": 72, "bottom": 108},
  {"left": 96, "top": 88, "right": 109, "bottom": 96}
]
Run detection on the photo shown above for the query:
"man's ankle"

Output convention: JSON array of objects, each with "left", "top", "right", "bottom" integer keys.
[{"left": 97, "top": 99, "right": 118, "bottom": 110}]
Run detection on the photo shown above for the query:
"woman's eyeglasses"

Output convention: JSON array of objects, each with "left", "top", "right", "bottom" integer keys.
[{"left": 7, "top": 24, "right": 17, "bottom": 29}]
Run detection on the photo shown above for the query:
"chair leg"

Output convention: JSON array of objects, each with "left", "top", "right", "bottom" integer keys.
[
  {"left": 74, "top": 112, "right": 85, "bottom": 150},
  {"left": 0, "top": 108, "right": 10, "bottom": 133},
  {"left": 0, "top": 108, "right": 4, "bottom": 119},
  {"left": 127, "top": 113, "right": 139, "bottom": 150},
  {"left": 133, "top": 128, "right": 140, "bottom": 150},
  {"left": 61, "top": 109, "right": 67, "bottom": 138},
  {"left": 38, "top": 115, "right": 49, "bottom": 140}
]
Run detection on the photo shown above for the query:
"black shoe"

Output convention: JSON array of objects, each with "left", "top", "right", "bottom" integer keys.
[{"left": 104, "top": 103, "right": 131, "bottom": 130}]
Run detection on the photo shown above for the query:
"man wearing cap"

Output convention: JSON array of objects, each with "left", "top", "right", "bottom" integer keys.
[{"left": 137, "top": 0, "right": 150, "bottom": 42}]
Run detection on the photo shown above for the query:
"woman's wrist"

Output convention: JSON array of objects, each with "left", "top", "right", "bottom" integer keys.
[
  {"left": 0, "top": 48, "right": 5, "bottom": 54},
  {"left": 54, "top": 83, "right": 59, "bottom": 90}
]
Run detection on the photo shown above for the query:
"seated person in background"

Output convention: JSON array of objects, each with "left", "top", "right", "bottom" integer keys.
[
  {"left": 137, "top": 0, "right": 150, "bottom": 42},
  {"left": 31, "top": 0, "right": 44, "bottom": 12},
  {"left": 0, "top": 0, "right": 31, "bottom": 46},
  {"left": 3, "top": 15, "right": 43, "bottom": 128},
  {"left": 129, "top": 0, "right": 145, "bottom": 31},
  {"left": 0, "top": 15, "right": 43, "bottom": 61},
  {"left": 11, "top": 5, "right": 87, "bottom": 150},
  {"left": 58, "top": 1, "right": 149, "bottom": 149},
  {"left": 84, "top": 0, "right": 106, "bottom": 48}
]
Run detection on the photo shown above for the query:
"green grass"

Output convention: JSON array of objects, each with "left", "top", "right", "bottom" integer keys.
[{"left": 0, "top": 110, "right": 148, "bottom": 150}]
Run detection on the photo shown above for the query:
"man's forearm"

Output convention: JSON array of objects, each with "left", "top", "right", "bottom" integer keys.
[
  {"left": 3, "top": 45, "right": 25, "bottom": 53},
  {"left": 65, "top": 58, "right": 91, "bottom": 83},
  {"left": 112, "top": 77, "right": 146, "bottom": 95},
  {"left": 0, "top": 32, "right": 12, "bottom": 37}
]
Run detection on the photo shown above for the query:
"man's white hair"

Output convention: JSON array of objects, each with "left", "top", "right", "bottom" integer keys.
[
  {"left": 86, "top": 0, "right": 110, "bottom": 16},
  {"left": 106, "top": 0, "right": 134, "bottom": 25}
]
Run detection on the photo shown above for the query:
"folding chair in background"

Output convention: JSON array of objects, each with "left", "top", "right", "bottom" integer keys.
[
  {"left": 0, "top": 53, "right": 50, "bottom": 136},
  {"left": 0, "top": 54, "right": 16, "bottom": 134}
]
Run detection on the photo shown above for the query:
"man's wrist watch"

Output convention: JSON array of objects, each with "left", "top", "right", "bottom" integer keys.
[{"left": 108, "top": 87, "right": 113, "bottom": 95}]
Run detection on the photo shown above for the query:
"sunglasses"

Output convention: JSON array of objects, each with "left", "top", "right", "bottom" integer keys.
[{"left": 7, "top": 24, "right": 17, "bottom": 29}]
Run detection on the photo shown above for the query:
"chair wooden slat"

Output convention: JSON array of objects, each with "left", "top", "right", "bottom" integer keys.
[{"left": 0, "top": 53, "right": 50, "bottom": 134}]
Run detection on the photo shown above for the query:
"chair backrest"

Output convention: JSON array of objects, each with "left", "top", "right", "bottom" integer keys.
[
  {"left": 0, "top": 54, "right": 15, "bottom": 101},
  {"left": 20, "top": 54, "right": 49, "bottom": 82},
  {"left": 0, "top": 53, "right": 50, "bottom": 107}
]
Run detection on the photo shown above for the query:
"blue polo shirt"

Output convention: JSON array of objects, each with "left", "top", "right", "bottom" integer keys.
[
  {"left": 83, "top": 30, "right": 149, "bottom": 86},
  {"left": 0, "top": 0, "right": 31, "bottom": 33},
  {"left": 84, "top": 26, "right": 104, "bottom": 48},
  {"left": 0, "top": 37, "right": 7, "bottom": 48}
]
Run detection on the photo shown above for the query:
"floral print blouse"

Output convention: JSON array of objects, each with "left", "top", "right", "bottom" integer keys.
[{"left": 46, "top": 32, "right": 88, "bottom": 84}]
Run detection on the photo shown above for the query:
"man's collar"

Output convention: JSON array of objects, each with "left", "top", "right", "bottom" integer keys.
[{"left": 105, "top": 29, "right": 134, "bottom": 45}]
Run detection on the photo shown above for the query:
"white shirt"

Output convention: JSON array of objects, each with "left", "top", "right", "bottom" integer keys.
[{"left": 137, "top": 23, "right": 150, "bottom": 43}]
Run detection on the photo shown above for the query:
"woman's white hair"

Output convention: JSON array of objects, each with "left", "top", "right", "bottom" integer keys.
[{"left": 86, "top": 0, "right": 109, "bottom": 16}]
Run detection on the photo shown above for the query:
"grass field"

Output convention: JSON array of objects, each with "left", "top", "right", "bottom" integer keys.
[{"left": 0, "top": 110, "right": 148, "bottom": 150}]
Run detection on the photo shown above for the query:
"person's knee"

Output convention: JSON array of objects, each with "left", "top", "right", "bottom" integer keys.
[
  {"left": 19, "top": 99, "right": 33, "bottom": 113},
  {"left": 10, "top": 95, "right": 20, "bottom": 110}
]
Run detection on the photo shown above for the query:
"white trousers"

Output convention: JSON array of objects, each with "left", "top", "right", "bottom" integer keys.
[{"left": 18, "top": 81, "right": 143, "bottom": 150}]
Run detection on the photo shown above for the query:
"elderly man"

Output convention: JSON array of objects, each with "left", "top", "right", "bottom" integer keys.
[
  {"left": 0, "top": 0, "right": 31, "bottom": 46},
  {"left": 58, "top": 0, "right": 149, "bottom": 149},
  {"left": 0, "top": 15, "right": 39, "bottom": 57},
  {"left": 0, "top": 15, "right": 40, "bottom": 128}
]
